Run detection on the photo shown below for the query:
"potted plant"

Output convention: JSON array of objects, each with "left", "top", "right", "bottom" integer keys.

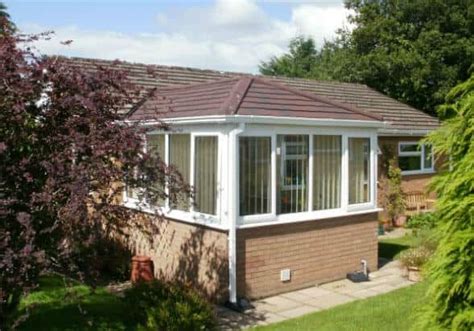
[{"left": 399, "top": 246, "right": 432, "bottom": 282}]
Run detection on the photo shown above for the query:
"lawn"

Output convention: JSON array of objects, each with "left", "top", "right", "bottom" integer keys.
[
  {"left": 378, "top": 232, "right": 419, "bottom": 260},
  {"left": 253, "top": 282, "right": 427, "bottom": 331},
  {"left": 15, "top": 276, "right": 133, "bottom": 331},
  {"left": 14, "top": 234, "right": 419, "bottom": 330}
]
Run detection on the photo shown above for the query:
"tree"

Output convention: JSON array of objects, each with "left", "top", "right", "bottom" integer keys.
[
  {"left": 260, "top": 1, "right": 474, "bottom": 116},
  {"left": 0, "top": 20, "right": 186, "bottom": 327},
  {"left": 416, "top": 74, "right": 474, "bottom": 330},
  {"left": 259, "top": 36, "right": 318, "bottom": 78},
  {"left": 0, "top": 1, "right": 15, "bottom": 34},
  {"left": 382, "top": 158, "right": 406, "bottom": 227}
]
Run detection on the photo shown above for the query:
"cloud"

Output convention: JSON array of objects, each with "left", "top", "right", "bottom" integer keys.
[{"left": 20, "top": 0, "right": 351, "bottom": 73}]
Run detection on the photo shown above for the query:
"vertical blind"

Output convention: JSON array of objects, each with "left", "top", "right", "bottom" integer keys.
[
  {"left": 349, "top": 137, "right": 370, "bottom": 204},
  {"left": 169, "top": 134, "right": 191, "bottom": 210},
  {"left": 147, "top": 134, "right": 166, "bottom": 205},
  {"left": 313, "top": 135, "right": 341, "bottom": 210},
  {"left": 239, "top": 137, "right": 271, "bottom": 216},
  {"left": 194, "top": 136, "right": 218, "bottom": 215},
  {"left": 277, "top": 135, "right": 309, "bottom": 214}
]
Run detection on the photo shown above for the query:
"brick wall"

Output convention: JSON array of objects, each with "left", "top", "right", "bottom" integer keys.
[
  {"left": 124, "top": 212, "right": 229, "bottom": 302},
  {"left": 236, "top": 212, "right": 378, "bottom": 299}
]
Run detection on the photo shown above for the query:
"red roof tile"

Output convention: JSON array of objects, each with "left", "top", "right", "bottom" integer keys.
[
  {"left": 58, "top": 56, "right": 439, "bottom": 132},
  {"left": 128, "top": 76, "right": 381, "bottom": 122}
]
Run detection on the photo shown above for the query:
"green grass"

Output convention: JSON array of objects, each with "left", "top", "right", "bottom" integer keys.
[
  {"left": 15, "top": 276, "right": 133, "bottom": 331},
  {"left": 253, "top": 283, "right": 427, "bottom": 331},
  {"left": 378, "top": 233, "right": 419, "bottom": 260}
]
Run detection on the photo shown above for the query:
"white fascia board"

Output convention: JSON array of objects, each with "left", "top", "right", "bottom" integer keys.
[{"left": 126, "top": 115, "right": 386, "bottom": 129}]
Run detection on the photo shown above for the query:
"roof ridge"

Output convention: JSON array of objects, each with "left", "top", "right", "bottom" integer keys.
[
  {"left": 253, "top": 77, "right": 383, "bottom": 121},
  {"left": 220, "top": 76, "right": 254, "bottom": 115}
]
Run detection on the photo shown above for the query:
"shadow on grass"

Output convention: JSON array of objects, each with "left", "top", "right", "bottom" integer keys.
[
  {"left": 378, "top": 242, "right": 411, "bottom": 260},
  {"left": 17, "top": 277, "right": 134, "bottom": 331}
]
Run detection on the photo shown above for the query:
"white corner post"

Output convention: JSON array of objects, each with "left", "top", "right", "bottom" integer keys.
[{"left": 228, "top": 122, "right": 245, "bottom": 304}]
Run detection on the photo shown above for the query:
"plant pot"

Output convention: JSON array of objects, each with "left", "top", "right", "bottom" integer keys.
[
  {"left": 394, "top": 215, "right": 407, "bottom": 227},
  {"left": 407, "top": 266, "right": 422, "bottom": 282}
]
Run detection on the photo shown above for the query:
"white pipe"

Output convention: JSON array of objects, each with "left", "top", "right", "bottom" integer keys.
[{"left": 228, "top": 123, "right": 245, "bottom": 304}]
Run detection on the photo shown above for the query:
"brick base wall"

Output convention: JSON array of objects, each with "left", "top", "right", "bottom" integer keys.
[
  {"left": 124, "top": 213, "right": 229, "bottom": 302},
  {"left": 236, "top": 213, "right": 378, "bottom": 299}
]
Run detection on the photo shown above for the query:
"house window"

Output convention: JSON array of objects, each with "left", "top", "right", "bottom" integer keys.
[
  {"left": 313, "top": 135, "right": 341, "bottom": 210},
  {"left": 194, "top": 136, "right": 218, "bottom": 215},
  {"left": 349, "top": 137, "right": 370, "bottom": 204},
  {"left": 239, "top": 137, "right": 272, "bottom": 216},
  {"left": 398, "top": 142, "right": 433, "bottom": 174},
  {"left": 169, "top": 134, "right": 191, "bottom": 210},
  {"left": 277, "top": 135, "right": 309, "bottom": 214}
]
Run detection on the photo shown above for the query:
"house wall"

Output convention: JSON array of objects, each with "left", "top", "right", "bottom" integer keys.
[
  {"left": 236, "top": 212, "right": 378, "bottom": 299},
  {"left": 123, "top": 211, "right": 229, "bottom": 302},
  {"left": 378, "top": 136, "right": 436, "bottom": 197}
]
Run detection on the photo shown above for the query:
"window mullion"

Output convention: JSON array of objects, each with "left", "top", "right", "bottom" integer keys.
[{"left": 341, "top": 135, "right": 349, "bottom": 211}]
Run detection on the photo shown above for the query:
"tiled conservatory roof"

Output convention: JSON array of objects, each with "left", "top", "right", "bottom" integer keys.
[
  {"left": 127, "top": 76, "right": 382, "bottom": 122},
  {"left": 59, "top": 57, "right": 439, "bottom": 132}
]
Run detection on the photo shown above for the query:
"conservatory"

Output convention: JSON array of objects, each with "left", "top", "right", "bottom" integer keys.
[{"left": 123, "top": 76, "right": 383, "bottom": 302}]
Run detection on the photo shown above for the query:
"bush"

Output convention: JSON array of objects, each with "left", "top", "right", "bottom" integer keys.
[
  {"left": 123, "top": 280, "right": 216, "bottom": 331},
  {"left": 406, "top": 212, "right": 437, "bottom": 231}
]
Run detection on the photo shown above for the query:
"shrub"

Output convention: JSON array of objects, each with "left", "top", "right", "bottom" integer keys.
[
  {"left": 399, "top": 246, "right": 433, "bottom": 269},
  {"left": 406, "top": 212, "right": 437, "bottom": 231},
  {"left": 123, "top": 280, "right": 216, "bottom": 331}
]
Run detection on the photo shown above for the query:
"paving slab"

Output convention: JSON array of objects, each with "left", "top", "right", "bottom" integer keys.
[{"left": 217, "top": 260, "right": 415, "bottom": 330}]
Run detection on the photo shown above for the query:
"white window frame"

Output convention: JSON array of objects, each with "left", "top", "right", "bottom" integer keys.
[
  {"left": 398, "top": 141, "right": 434, "bottom": 175},
  {"left": 122, "top": 127, "right": 226, "bottom": 230},
  {"left": 238, "top": 126, "right": 378, "bottom": 226}
]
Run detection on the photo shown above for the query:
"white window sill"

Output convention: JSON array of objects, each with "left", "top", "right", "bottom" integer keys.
[
  {"left": 237, "top": 207, "right": 382, "bottom": 229},
  {"left": 401, "top": 169, "right": 435, "bottom": 176},
  {"left": 122, "top": 200, "right": 228, "bottom": 231}
]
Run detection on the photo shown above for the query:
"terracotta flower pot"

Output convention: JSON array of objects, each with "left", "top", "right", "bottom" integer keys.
[
  {"left": 131, "top": 255, "right": 154, "bottom": 283},
  {"left": 407, "top": 266, "right": 422, "bottom": 282},
  {"left": 394, "top": 215, "right": 407, "bottom": 227}
]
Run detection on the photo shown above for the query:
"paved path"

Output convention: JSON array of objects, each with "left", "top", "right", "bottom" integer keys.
[{"left": 216, "top": 259, "right": 413, "bottom": 330}]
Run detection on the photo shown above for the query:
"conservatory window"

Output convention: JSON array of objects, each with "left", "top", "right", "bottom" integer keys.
[
  {"left": 194, "top": 136, "right": 218, "bottom": 215},
  {"left": 313, "top": 135, "right": 342, "bottom": 210},
  {"left": 239, "top": 137, "right": 272, "bottom": 216},
  {"left": 146, "top": 134, "right": 166, "bottom": 205},
  {"left": 277, "top": 135, "right": 309, "bottom": 214},
  {"left": 398, "top": 142, "right": 433, "bottom": 174},
  {"left": 169, "top": 134, "right": 191, "bottom": 210},
  {"left": 349, "top": 137, "right": 370, "bottom": 204}
]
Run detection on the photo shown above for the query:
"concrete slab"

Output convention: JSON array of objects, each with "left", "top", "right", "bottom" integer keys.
[{"left": 217, "top": 259, "right": 415, "bottom": 330}]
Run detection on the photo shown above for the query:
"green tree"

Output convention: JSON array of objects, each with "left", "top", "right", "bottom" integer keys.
[
  {"left": 0, "top": 2, "right": 9, "bottom": 19},
  {"left": 260, "top": 1, "right": 474, "bottom": 116},
  {"left": 259, "top": 36, "right": 318, "bottom": 78},
  {"left": 0, "top": 1, "right": 15, "bottom": 34},
  {"left": 416, "top": 75, "right": 474, "bottom": 330}
]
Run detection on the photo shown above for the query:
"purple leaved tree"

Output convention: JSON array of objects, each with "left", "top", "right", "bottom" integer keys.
[{"left": 0, "top": 17, "right": 188, "bottom": 327}]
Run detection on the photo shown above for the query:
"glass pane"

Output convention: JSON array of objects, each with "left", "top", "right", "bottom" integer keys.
[
  {"left": 349, "top": 137, "right": 370, "bottom": 204},
  {"left": 239, "top": 137, "right": 271, "bottom": 216},
  {"left": 147, "top": 135, "right": 165, "bottom": 158},
  {"left": 277, "top": 135, "right": 309, "bottom": 214},
  {"left": 194, "top": 136, "right": 218, "bottom": 215},
  {"left": 169, "top": 134, "right": 191, "bottom": 210},
  {"left": 399, "top": 156, "right": 421, "bottom": 171},
  {"left": 147, "top": 134, "right": 166, "bottom": 205},
  {"left": 424, "top": 145, "right": 433, "bottom": 169},
  {"left": 400, "top": 143, "right": 421, "bottom": 153},
  {"left": 313, "top": 135, "right": 341, "bottom": 210}
]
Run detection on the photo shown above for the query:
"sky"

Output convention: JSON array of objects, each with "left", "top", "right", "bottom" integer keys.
[{"left": 6, "top": 0, "right": 351, "bottom": 73}]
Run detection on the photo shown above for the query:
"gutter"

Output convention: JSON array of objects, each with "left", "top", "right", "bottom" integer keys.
[
  {"left": 227, "top": 122, "right": 245, "bottom": 306},
  {"left": 124, "top": 115, "right": 386, "bottom": 129}
]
